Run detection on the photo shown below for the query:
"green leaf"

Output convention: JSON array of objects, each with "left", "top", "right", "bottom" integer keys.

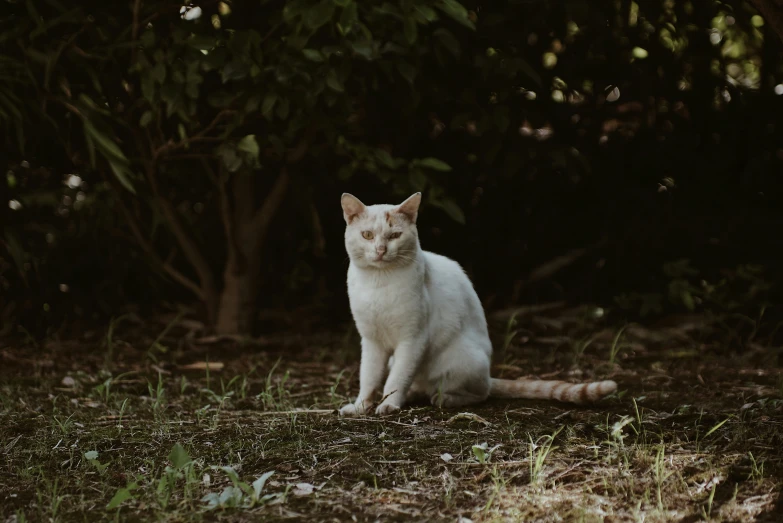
[
  {"left": 168, "top": 443, "right": 191, "bottom": 469},
  {"left": 472, "top": 444, "right": 487, "bottom": 463},
  {"left": 681, "top": 291, "right": 695, "bottom": 311},
  {"left": 351, "top": 42, "right": 374, "bottom": 60},
  {"left": 262, "top": 94, "right": 278, "bottom": 120},
  {"left": 339, "top": 1, "right": 358, "bottom": 32},
  {"left": 276, "top": 98, "right": 290, "bottom": 120},
  {"left": 245, "top": 94, "right": 261, "bottom": 113},
  {"left": 304, "top": 0, "right": 335, "bottom": 29},
  {"left": 396, "top": 62, "right": 417, "bottom": 85},
  {"left": 326, "top": 70, "right": 344, "bottom": 92},
  {"left": 374, "top": 149, "right": 396, "bottom": 168},
  {"left": 417, "top": 157, "right": 452, "bottom": 171},
  {"left": 82, "top": 120, "right": 126, "bottom": 162},
  {"left": 414, "top": 5, "right": 438, "bottom": 22},
  {"left": 409, "top": 169, "right": 427, "bottom": 191},
  {"left": 106, "top": 487, "right": 135, "bottom": 510},
  {"left": 432, "top": 198, "right": 465, "bottom": 224},
  {"left": 139, "top": 111, "right": 153, "bottom": 127},
  {"left": 404, "top": 18, "right": 418, "bottom": 45},
  {"left": 141, "top": 74, "right": 156, "bottom": 103},
  {"left": 109, "top": 161, "right": 136, "bottom": 194},
  {"left": 84, "top": 129, "right": 96, "bottom": 168},
  {"left": 219, "top": 465, "right": 241, "bottom": 484},
  {"left": 302, "top": 49, "right": 325, "bottom": 62},
  {"left": 84, "top": 450, "right": 99, "bottom": 460},
  {"left": 252, "top": 471, "right": 274, "bottom": 500},
  {"left": 237, "top": 134, "right": 259, "bottom": 158},
  {"left": 140, "top": 30, "right": 155, "bottom": 48},
  {"left": 151, "top": 62, "right": 166, "bottom": 84},
  {"left": 434, "top": 28, "right": 460, "bottom": 58},
  {"left": 217, "top": 145, "right": 243, "bottom": 173},
  {"left": 208, "top": 91, "right": 234, "bottom": 108},
  {"left": 435, "top": 0, "right": 475, "bottom": 30},
  {"left": 222, "top": 61, "right": 249, "bottom": 83},
  {"left": 507, "top": 57, "right": 542, "bottom": 88}
]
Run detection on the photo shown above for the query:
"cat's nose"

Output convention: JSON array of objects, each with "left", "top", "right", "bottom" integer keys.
[{"left": 375, "top": 245, "right": 387, "bottom": 257}]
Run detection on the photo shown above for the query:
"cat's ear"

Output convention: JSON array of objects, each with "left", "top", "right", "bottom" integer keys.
[
  {"left": 341, "top": 193, "right": 366, "bottom": 224},
  {"left": 395, "top": 192, "right": 422, "bottom": 223}
]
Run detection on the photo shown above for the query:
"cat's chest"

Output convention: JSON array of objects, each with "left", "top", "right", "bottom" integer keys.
[{"left": 348, "top": 278, "right": 424, "bottom": 345}]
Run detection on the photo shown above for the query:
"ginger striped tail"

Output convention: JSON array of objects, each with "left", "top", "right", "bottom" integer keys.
[{"left": 489, "top": 378, "right": 617, "bottom": 404}]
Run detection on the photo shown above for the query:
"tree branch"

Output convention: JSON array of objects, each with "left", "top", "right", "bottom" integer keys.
[
  {"left": 202, "top": 158, "right": 240, "bottom": 269},
  {"left": 286, "top": 124, "right": 318, "bottom": 165},
  {"left": 249, "top": 124, "right": 317, "bottom": 232},
  {"left": 153, "top": 110, "right": 235, "bottom": 159},
  {"left": 250, "top": 168, "right": 290, "bottom": 233},
  {"left": 143, "top": 162, "right": 217, "bottom": 304},
  {"left": 110, "top": 176, "right": 205, "bottom": 300}
]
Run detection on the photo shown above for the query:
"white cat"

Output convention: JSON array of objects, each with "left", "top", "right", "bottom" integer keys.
[{"left": 339, "top": 192, "right": 617, "bottom": 416}]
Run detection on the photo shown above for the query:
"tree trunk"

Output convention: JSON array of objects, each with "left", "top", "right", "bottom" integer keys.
[
  {"left": 214, "top": 264, "right": 257, "bottom": 335},
  {"left": 212, "top": 168, "right": 289, "bottom": 335}
]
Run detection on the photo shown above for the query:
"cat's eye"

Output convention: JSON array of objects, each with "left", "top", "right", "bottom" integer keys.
[
  {"left": 389, "top": 232, "right": 402, "bottom": 240},
  {"left": 361, "top": 231, "right": 374, "bottom": 240}
]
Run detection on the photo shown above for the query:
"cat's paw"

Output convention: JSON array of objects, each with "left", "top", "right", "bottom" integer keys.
[
  {"left": 339, "top": 400, "right": 370, "bottom": 417},
  {"left": 375, "top": 402, "right": 401, "bottom": 416}
]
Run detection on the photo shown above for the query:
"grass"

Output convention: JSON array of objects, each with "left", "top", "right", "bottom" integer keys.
[{"left": 1, "top": 304, "right": 782, "bottom": 521}]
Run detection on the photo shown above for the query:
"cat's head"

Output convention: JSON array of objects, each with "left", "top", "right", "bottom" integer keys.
[{"left": 341, "top": 192, "right": 421, "bottom": 269}]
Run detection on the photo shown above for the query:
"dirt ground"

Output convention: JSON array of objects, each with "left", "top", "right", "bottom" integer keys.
[{"left": 1, "top": 304, "right": 782, "bottom": 522}]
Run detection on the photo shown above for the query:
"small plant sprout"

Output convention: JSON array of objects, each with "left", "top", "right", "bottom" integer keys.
[
  {"left": 572, "top": 335, "right": 596, "bottom": 364},
  {"left": 83, "top": 450, "right": 109, "bottom": 474},
  {"left": 652, "top": 444, "right": 674, "bottom": 510},
  {"left": 201, "top": 467, "right": 277, "bottom": 509},
  {"left": 147, "top": 312, "right": 183, "bottom": 362},
  {"left": 156, "top": 443, "right": 199, "bottom": 509},
  {"left": 608, "top": 324, "right": 629, "bottom": 365},
  {"left": 701, "top": 481, "right": 717, "bottom": 519},
  {"left": 748, "top": 452, "right": 765, "bottom": 482},
  {"left": 104, "top": 313, "right": 132, "bottom": 367},
  {"left": 502, "top": 312, "right": 519, "bottom": 353},
  {"left": 329, "top": 369, "right": 346, "bottom": 408},
  {"left": 471, "top": 442, "right": 502, "bottom": 464},
  {"left": 529, "top": 426, "right": 563, "bottom": 484},
  {"left": 92, "top": 371, "right": 135, "bottom": 404},
  {"left": 696, "top": 416, "right": 731, "bottom": 451},
  {"left": 106, "top": 481, "right": 139, "bottom": 511}
]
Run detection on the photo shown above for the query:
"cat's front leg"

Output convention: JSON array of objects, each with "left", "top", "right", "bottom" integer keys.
[
  {"left": 339, "top": 338, "right": 387, "bottom": 417},
  {"left": 376, "top": 339, "right": 424, "bottom": 415}
]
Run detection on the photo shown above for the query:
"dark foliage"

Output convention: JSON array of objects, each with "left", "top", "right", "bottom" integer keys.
[{"left": 1, "top": 0, "right": 782, "bottom": 335}]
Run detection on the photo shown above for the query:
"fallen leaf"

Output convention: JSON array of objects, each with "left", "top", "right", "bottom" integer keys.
[
  {"left": 440, "top": 453, "right": 454, "bottom": 463},
  {"left": 61, "top": 376, "right": 76, "bottom": 387},
  {"left": 292, "top": 483, "right": 314, "bottom": 496}
]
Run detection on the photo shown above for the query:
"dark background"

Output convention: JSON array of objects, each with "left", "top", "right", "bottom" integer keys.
[{"left": 2, "top": 0, "right": 782, "bottom": 339}]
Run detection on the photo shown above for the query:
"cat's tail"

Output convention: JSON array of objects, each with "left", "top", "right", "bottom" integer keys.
[{"left": 489, "top": 377, "right": 617, "bottom": 404}]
